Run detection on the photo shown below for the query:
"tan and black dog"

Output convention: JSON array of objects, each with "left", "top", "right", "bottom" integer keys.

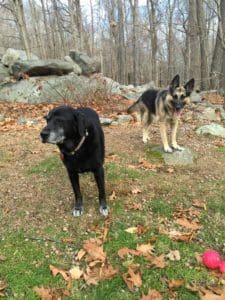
[{"left": 127, "top": 75, "right": 195, "bottom": 152}]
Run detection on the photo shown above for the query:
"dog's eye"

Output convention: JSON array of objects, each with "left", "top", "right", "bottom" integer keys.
[{"left": 173, "top": 95, "right": 178, "bottom": 99}]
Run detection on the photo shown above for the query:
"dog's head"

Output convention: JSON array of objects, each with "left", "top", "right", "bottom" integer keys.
[
  {"left": 40, "top": 106, "right": 86, "bottom": 144},
  {"left": 168, "top": 75, "right": 195, "bottom": 115}
]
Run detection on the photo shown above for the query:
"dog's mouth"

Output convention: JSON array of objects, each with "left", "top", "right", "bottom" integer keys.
[
  {"left": 41, "top": 132, "right": 65, "bottom": 144},
  {"left": 175, "top": 108, "right": 182, "bottom": 117}
]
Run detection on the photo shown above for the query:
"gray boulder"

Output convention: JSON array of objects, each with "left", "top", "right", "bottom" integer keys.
[
  {"left": 196, "top": 123, "right": 225, "bottom": 138},
  {"left": 190, "top": 91, "right": 202, "bottom": 103},
  {"left": 64, "top": 56, "right": 82, "bottom": 75},
  {"left": 2, "top": 48, "right": 38, "bottom": 67},
  {"left": 151, "top": 146, "right": 194, "bottom": 165},
  {"left": 99, "top": 117, "right": 113, "bottom": 125},
  {"left": 0, "top": 73, "right": 104, "bottom": 103},
  {"left": 10, "top": 59, "right": 74, "bottom": 78},
  {"left": 0, "top": 63, "right": 10, "bottom": 83},
  {"left": 69, "top": 50, "right": 101, "bottom": 75}
]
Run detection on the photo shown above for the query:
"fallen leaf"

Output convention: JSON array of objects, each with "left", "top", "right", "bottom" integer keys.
[
  {"left": 136, "top": 244, "right": 154, "bottom": 256},
  {"left": 33, "top": 286, "right": 68, "bottom": 300},
  {"left": 0, "top": 255, "right": 6, "bottom": 261},
  {"left": 109, "top": 191, "right": 116, "bottom": 201},
  {"left": 117, "top": 247, "right": 140, "bottom": 258},
  {"left": 138, "top": 159, "right": 162, "bottom": 170},
  {"left": 125, "top": 227, "right": 138, "bottom": 234},
  {"left": 83, "top": 238, "right": 106, "bottom": 262},
  {"left": 125, "top": 202, "right": 143, "bottom": 210},
  {"left": 147, "top": 255, "right": 166, "bottom": 269},
  {"left": 75, "top": 249, "right": 86, "bottom": 261},
  {"left": 122, "top": 267, "right": 142, "bottom": 291},
  {"left": 168, "top": 279, "right": 184, "bottom": 290},
  {"left": 49, "top": 265, "right": 70, "bottom": 281},
  {"left": 131, "top": 187, "right": 142, "bottom": 194},
  {"left": 69, "top": 266, "right": 83, "bottom": 279},
  {"left": 166, "top": 250, "right": 181, "bottom": 261},
  {"left": 140, "top": 289, "right": 163, "bottom": 299},
  {"left": 159, "top": 229, "right": 194, "bottom": 242},
  {"left": 100, "top": 263, "right": 118, "bottom": 279},
  {"left": 137, "top": 224, "right": 148, "bottom": 235},
  {"left": 175, "top": 218, "right": 202, "bottom": 231},
  {"left": 192, "top": 199, "right": 207, "bottom": 210},
  {"left": 83, "top": 268, "right": 99, "bottom": 285},
  {"left": 0, "top": 281, "right": 7, "bottom": 296}
]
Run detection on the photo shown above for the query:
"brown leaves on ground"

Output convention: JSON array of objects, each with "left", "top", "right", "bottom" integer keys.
[
  {"left": 118, "top": 243, "right": 154, "bottom": 259},
  {"left": 84, "top": 262, "right": 118, "bottom": 286},
  {"left": 138, "top": 159, "right": 162, "bottom": 171},
  {"left": 33, "top": 286, "right": 70, "bottom": 300},
  {"left": 159, "top": 228, "right": 194, "bottom": 242},
  {"left": 49, "top": 265, "right": 71, "bottom": 282},
  {"left": 147, "top": 255, "right": 167, "bottom": 269},
  {"left": 0, "top": 281, "right": 7, "bottom": 297},
  {"left": 122, "top": 266, "right": 142, "bottom": 291},
  {"left": 175, "top": 218, "right": 202, "bottom": 231},
  {"left": 186, "top": 284, "right": 225, "bottom": 300},
  {"left": 140, "top": 289, "right": 163, "bottom": 300},
  {"left": 83, "top": 238, "right": 106, "bottom": 262},
  {"left": 0, "top": 255, "right": 6, "bottom": 261}
]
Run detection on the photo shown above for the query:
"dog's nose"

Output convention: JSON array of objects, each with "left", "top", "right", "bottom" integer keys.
[{"left": 40, "top": 130, "right": 49, "bottom": 142}]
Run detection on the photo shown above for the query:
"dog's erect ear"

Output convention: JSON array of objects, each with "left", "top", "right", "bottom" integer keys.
[
  {"left": 169, "top": 75, "right": 180, "bottom": 93},
  {"left": 184, "top": 78, "right": 195, "bottom": 96},
  {"left": 73, "top": 111, "right": 86, "bottom": 136}
]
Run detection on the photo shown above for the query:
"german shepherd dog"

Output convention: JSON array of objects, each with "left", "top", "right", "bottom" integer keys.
[
  {"left": 127, "top": 75, "right": 195, "bottom": 153},
  {"left": 40, "top": 106, "right": 108, "bottom": 217}
]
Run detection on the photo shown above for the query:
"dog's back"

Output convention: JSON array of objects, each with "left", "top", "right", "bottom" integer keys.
[{"left": 127, "top": 89, "right": 159, "bottom": 115}]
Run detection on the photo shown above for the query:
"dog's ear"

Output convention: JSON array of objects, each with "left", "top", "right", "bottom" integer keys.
[
  {"left": 73, "top": 111, "right": 86, "bottom": 136},
  {"left": 169, "top": 74, "right": 180, "bottom": 93},
  {"left": 184, "top": 78, "right": 195, "bottom": 96}
]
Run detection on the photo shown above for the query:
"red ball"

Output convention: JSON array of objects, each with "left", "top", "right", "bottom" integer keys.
[
  {"left": 202, "top": 250, "right": 221, "bottom": 269},
  {"left": 219, "top": 261, "right": 225, "bottom": 273}
]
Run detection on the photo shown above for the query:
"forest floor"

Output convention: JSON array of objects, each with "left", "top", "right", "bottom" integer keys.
[{"left": 1, "top": 95, "right": 225, "bottom": 299}]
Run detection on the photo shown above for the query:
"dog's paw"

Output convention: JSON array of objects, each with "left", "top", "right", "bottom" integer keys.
[
  {"left": 164, "top": 146, "right": 173, "bottom": 153},
  {"left": 72, "top": 207, "right": 84, "bottom": 217},
  {"left": 99, "top": 206, "right": 109, "bottom": 217},
  {"left": 142, "top": 137, "right": 150, "bottom": 144},
  {"left": 172, "top": 144, "right": 184, "bottom": 151}
]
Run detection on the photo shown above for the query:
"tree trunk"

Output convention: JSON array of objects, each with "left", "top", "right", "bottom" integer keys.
[
  {"left": 117, "top": 0, "right": 126, "bottom": 84},
  {"left": 188, "top": 0, "right": 200, "bottom": 87},
  {"left": 210, "top": 0, "right": 225, "bottom": 90},
  {"left": 12, "top": 0, "right": 31, "bottom": 56},
  {"left": 196, "top": 0, "right": 208, "bottom": 90},
  {"left": 147, "top": 0, "right": 158, "bottom": 84},
  {"left": 29, "top": 0, "right": 43, "bottom": 56},
  {"left": 129, "top": 0, "right": 138, "bottom": 86}
]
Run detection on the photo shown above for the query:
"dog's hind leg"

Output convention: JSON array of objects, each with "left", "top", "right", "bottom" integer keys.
[
  {"left": 68, "top": 172, "right": 84, "bottom": 217},
  {"left": 93, "top": 167, "right": 109, "bottom": 217},
  {"left": 171, "top": 119, "right": 184, "bottom": 151},
  {"left": 141, "top": 111, "right": 151, "bottom": 143},
  {"left": 159, "top": 122, "right": 173, "bottom": 153}
]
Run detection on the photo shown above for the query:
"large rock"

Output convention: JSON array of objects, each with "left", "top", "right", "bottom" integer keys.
[
  {"left": 0, "top": 63, "right": 10, "bottom": 83},
  {"left": 196, "top": 123, "right": 225, "bottom": 138},
  {"left": 69, "top": 50, "right": 101, "bottom": 75},
  {"left": 64, "top": 56, "right": 82, "bottom": 75},
  {"left": 151, "top": 146, "right": 194, "bottom": 165},
  {"left": 0, "top": 73, "right": 104, "bottom": 103},
  {"left": 2, "top": 48, "right": 38, "bottom": 67},
  {"left": 10, "top": 59, "right": 74, "bottom": 78}
]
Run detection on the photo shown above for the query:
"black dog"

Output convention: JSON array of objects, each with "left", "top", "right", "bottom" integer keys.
[{"left": 40, "top": 105, "right": 108, "bottom": 217}]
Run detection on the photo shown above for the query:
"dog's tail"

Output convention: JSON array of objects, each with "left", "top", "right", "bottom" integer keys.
[{"left": 127, "top": 98, "right": 141, "bottom": 114}]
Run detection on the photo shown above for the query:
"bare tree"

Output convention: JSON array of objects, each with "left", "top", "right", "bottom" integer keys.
[
  {"left": 196, "top": 0, "right": 208, "bottom": 89},
  {"left": 12, "top": 0, "right": 31, "bottom": 55}
]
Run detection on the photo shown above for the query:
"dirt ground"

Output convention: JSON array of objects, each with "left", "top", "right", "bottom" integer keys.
[{"left": 0, "top": 99, "right": 225, "bottom": 235}]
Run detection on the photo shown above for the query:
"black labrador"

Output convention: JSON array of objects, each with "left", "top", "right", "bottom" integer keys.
[{"left": 40, "top": 105, "right": 108, "bottom": 217}]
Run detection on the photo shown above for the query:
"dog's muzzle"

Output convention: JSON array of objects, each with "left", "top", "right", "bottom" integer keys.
[{"left": 40, "top": 129, "right": 49, "bottom": 143}]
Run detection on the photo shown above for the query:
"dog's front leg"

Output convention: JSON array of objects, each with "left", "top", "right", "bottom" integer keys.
[
  {"left": 171, "top": 119, "right": 184, "bottom": 151},
  {"left": 93, "top": 167, "right": 109, "bottom": 217},
  {"left": 68, "top": 171, "right": 83, "bottom": 217},
  {"left": 159, "top": 122, "right": 173, "bottom": 153}
]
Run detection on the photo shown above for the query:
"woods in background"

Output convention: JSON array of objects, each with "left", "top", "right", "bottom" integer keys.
[{"left": 0, "top": 0, "right": 225, "bottom": 91}]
